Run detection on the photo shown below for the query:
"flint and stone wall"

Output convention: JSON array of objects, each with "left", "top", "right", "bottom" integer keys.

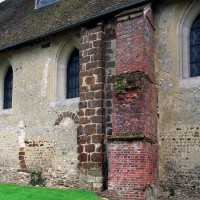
[
  {"left": 155, "top": 0, "right": 200, "bottom": 189},
  {"left": 0, "top": 32, "right": 80, "bottom": 187},
  {"left": 0, "top": 0, "right": 199, "bottom": 197}
]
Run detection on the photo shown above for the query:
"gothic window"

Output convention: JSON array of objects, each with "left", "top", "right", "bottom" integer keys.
[
  {"left": 3, "top": 67, "right": 13, "bottom": 109},
  {"left": 190, "top": 14, "right": 200, "bottom": 77},
  {"left": 67, "top": 49, "right": 80, "bottom": 99},
  {"left": 178, "top": 1, "right": 200, "bottom": 88}
]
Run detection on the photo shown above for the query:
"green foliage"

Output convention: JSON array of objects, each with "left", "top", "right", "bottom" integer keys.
[
  {"left": 0, "top": 183, "right": 100, "bottom": 200},
  {"left": 29, "top": 171, "right": 45, "bottom": 187},
  {"left": 168, "top": 186, "right": 175, "bottom": 197},
  {"left": 108, "top": 134, "right": 145, "bottom": 141},
  {"left": 114, "top": 78, "right": 132, "bottom": 94}
]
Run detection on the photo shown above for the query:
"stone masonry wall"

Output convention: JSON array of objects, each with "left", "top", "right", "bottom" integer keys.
[
  {"left": 105, "top": 20, "right": 117, "bottom": 138},
  {"left": 78, "top": 24, "right": 105, "bottom": 190},
  {"left": 0, "top": 32, "right": 80, "bottom": 188},
  {"left": 155, "top": 0, "right": 200, "bottom": 190}
]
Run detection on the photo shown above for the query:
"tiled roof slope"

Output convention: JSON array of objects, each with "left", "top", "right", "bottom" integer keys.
[{"left": 0, "top": 0, "right": 148, "bottom": 50}]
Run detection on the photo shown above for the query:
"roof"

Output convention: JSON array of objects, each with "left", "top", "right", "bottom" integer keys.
[{"left": 0, "top": 0, "right": 148, "bottom": 51}]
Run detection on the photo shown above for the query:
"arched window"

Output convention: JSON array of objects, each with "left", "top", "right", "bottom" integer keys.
[
  {"left": 55, "top": 36, "right": 79, "bottom": 102},
  {"left": 66, "top": 49, "right": 80, "bottom": 99},
  {"left": 190, "top": 14, "right": 200, "bottom": 77},
  {"left": 178, "top": 0, "right": 200, "bottom": 88},
  {"left": 3, "top": 67, "right": 13, "bottom": 109}
]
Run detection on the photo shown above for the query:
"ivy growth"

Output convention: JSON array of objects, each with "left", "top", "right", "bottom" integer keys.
[
  {"left": 114, "top": 78, "right": 132, "bottom": 94},
  {"left": 29, "top": 171, "right": 46, "bottom": 187}
]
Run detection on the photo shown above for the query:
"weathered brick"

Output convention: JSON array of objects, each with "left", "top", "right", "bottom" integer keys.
[
  {"left": 92, "top": 115, "right": 103, "bottom": 123},
  {"left": 85, "top": 109, "right": 95, "bottom": 116},
  {"left": 80, "top": 56, "right": 91, "bottom": 64},
  {"left": 80, "top": 71, "right": 89, "bottom": 77},
  {"left": 88, "top": 48, "right": 98, "bottom": 55},
  {"left": 93, "top": 40, "right": 103, "bottom": 47},
  {"left": 91, "top": 153, "right": 102, "bottom": 162},
  {"left": 19, "top": 147, "right": 24, "bottom": 152},
  {"left": 88, "top": 169, "right": 102, "bottom": 177},
  {"left": 97, "top": 124, "right": 104, "bottom": 134},
  {"left": 86, "top": 136, "right": 91, "bottom": 144},
  {"left": 82, "top": 163, "right": 96, "bottom": 170},
  {"left": 80, "top": 117, "right": 91, "bottom": 124},
  {"left": 80, "top": 86, "right": 89, "bottom": 93},
  {"left": 77, "top": 125, "right": 84, "bottom": 136},
  {"left": 80, "top": 43, "right": 90, "bottom": 51},
  {"left": 93, "top": 67, "right": 105, "bottom": 75},
  {"left": 86, "top": 62, "right": 98, "bottom": 70},
  {"left": 97, "top": 32, "right": 105, "bottom": 40},
  {"left": 86, "top": 92, "right": 94, "bottom": 100},
  {"left": 96, "top": 108, "right": 105, "bottom": 115},
  {"left": 94, "top": 90, "right": 104, "bottom": 99},
  {"left": 84, "top": 124, "right": 96, "bottom": 135},
  {"left": 92, "top": 53, "right": 103, "bottom": 61},
  {"left": 88, "top": 100, "right": 103, "bottom": 108},
  {"left": 85, "top": 76, "right": 95, "bottom": 85},
  {"left": 78, "top": 135, "right": 86, "bottom": 144},
  {"left": 96, "top": 144, "right": 102, "bottom": 152},
  {"left": 92, "top": 134, "right": 103, "bottom": 143},
  {"left": 78, "top": 110, "right": 84, "bottom": 117},
  {"left": 89, "top": 33, "right": 97, "bottom": 41},
  {"left": 80, "top": 92, "right": 86, "bottom": 101},
  {"left": 78, "top": 153, "right": 87, "bottom": 162},
  {"left": 85, "top": 144, "right": 95, "bottom": 153},
  {"left": 19, "top": 156, "right": 24, "bottom": 160},
  {"left": 90, "top": 83, "right": 103, "bottom": 91},
  {"left": 79, "top": 101, "right": 87, "bottom": 109},
  {"left": 96, "top": 74, "right": 105, "bottom": 83},
  {"left": 78, "top": 145, "right": 83, "bottom": 153}
]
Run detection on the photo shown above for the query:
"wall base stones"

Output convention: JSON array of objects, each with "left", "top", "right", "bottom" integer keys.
[{"left": 0, "top": 168, "right": 30, "bottom": 185}]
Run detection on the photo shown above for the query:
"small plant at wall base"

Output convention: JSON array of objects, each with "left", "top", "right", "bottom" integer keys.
[
  {"left": 29, "top": 171, "right": 46, "bottom": 187},
  {"left": 168, "top": 186, "right": 175, "bottom": 197}
]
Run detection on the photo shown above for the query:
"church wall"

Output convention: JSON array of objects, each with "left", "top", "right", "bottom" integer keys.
[
  {"left": 0, "top": 0, "right": 199, "bottom": 196},
  {"left": 0, "top": 32, "right": 80, "bottom": 187},
  {"left": 155, "top": 0, "right": 200, "bottom": 189}
]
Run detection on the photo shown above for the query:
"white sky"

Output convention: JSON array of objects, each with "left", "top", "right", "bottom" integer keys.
[{"left": 0, "top": 0, "right": 5, "bottom": 2}]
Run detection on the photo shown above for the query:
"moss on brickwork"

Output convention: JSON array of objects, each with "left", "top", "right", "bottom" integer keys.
[
  {"left": 108, "top": 134, "right": 144, "bottom": 141},
  {"left": 113, "top": 71, "right": 152, "bottom": 95},
  {"left": 108, "top": 134, "right": 156, "bottom": 143}
]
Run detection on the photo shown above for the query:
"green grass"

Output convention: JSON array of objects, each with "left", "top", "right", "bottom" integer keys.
[{"left": 0, "top": 183, "right": 100, "bottom": 200}]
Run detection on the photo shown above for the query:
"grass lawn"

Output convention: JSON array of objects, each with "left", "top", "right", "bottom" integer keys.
[{"left": 0, "top": 183, "right": 100, "bottom": 200}]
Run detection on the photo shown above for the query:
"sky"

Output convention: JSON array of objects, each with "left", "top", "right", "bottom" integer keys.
[{"left": 0, "top": 0, "right": 4, "bottom": 2}]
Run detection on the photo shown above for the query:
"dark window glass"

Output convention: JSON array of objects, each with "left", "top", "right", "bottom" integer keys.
[
  {"left": 3, "top": 67, "right": 13, "bottom": 109},
  {"left": 190, "top": 14, "right": 200, "bottom": 77},
  {"left": 67, "top": 49, "right": 80, "bottom": 99}
]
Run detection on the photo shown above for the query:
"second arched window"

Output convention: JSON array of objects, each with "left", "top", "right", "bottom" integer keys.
[
  {"left": 190, "top": 14, "right": 200, "bottom": 77},
  {"left": 3, "top": 66, "right": 13, "bottom": 109},
  {"left": 67, "top": 49, "right": 80, "bottom": 99}
]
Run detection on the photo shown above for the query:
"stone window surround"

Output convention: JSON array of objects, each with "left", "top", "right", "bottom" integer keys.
[
  {"left": 178, "top": 0, "right": 200, "bottom": 88},
  {"left": 54, "top": 36, "right": 80, "bottom": 105},
  {"left": 0, "top": 59, "right": 13, "bottom": 113}
]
